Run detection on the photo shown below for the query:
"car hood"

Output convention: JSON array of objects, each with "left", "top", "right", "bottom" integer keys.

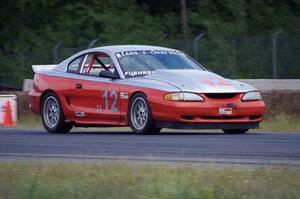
[{"left": 143, "top": 69, "right": 256, "bottom": 93}]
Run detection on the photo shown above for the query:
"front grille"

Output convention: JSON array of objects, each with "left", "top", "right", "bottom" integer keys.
[{"left": 205, "top": 93, "right": 238, "bottom": 99}]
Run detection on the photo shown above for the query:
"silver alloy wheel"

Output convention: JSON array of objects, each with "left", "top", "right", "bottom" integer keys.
[
  {"left": 43, "top": 96, "right": 60, "bottom": 128},
  {"left": 130, "top": 97, "right": 148, "bottom": 130}
]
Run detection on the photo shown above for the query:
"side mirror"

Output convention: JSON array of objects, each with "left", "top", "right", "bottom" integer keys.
[{"left": 99, "top": 70, "right": 119, "bottom": 79}]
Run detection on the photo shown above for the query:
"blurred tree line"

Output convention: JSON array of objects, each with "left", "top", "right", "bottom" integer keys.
[{"left": 0, "top": 0, "right": 299, "bottom": 85}]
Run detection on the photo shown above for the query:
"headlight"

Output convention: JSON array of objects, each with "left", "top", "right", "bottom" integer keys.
[
  {"left": 242, "top": 91, "right": 262, "bottom": 101},
  {"left": 164, "top": 92, "right": 183, "bottom": 101},
  {"left": 164, "top": 92, "right": 204, "bottom": 101}
]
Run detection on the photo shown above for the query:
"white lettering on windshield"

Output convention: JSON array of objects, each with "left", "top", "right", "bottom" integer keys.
[{"left": 117, "top": 50, "right": 182, "bottom": 57}]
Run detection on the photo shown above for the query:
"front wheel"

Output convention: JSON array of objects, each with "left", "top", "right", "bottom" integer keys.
[
  {"left": 222, "top": 129, "right": 249, "bottom": 134},
  {"left": 41, "top": 92, "right": 73, "bottom": 133},
  {"left": 128, "top": 93, "right": 161, "bottom": 134}
]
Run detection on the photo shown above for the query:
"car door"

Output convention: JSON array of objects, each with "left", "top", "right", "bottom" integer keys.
[{"left": 67, "top": 52, "right": 121, "bottom": 125}]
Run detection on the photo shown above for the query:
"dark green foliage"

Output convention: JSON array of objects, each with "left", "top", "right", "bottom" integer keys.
[{"left": 0, "top": 0, "right": 299, "bottom": 85}]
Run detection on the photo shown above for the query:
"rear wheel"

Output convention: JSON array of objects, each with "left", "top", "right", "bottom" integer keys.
[
  {"left": 128, "top": 93, "right": 161, "bottom": 134},
  {"left": 222, "top": 129, "right": 249, "bottom": 134},
  {"left": 41, "top": 92, "right": 73, "bottom": 133}
]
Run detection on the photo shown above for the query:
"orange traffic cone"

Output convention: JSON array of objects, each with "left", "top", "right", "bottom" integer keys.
[{"left": 3, "top": 101, "right": 14, "bottom": 127}]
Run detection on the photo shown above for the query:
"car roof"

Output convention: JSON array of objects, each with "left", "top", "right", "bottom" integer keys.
[{"left": 89, "top": 45, "right": 177, "bottom": 54}]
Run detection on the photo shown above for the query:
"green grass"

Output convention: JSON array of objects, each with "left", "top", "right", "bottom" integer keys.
[
  {"left": 13, "top": 113, "right": 300, "bottom": 132},
  {"left": 261, "top": 114, "right": 300, "bottom": 132},
  {"left": 16, "top": 114, "right": 42, "bottom": 129},
  {"left": 0, "top": 162, "right": 299, "bottom": 199}
]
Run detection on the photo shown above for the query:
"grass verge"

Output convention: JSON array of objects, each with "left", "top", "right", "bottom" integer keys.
[
  {"left": 260, "top": 114, "right": 300, "bottom": 132},
  {"left": 13, "top": 113, "right": 300, "bottom": 132},
  {"left": 0, "top": 162, "right": 299, "bottom": 199},
  {"left": 16, "top": 114, "right": 42, "bottom": 129}
]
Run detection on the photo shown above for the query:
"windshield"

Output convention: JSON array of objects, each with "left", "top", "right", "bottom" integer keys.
[{"left": 115, "top": 50, "right": 204, "bottom": 78}]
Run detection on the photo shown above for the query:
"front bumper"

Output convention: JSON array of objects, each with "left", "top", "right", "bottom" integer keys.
[{"left": 151, "top": 93, "right": 265, "bottom": 124}]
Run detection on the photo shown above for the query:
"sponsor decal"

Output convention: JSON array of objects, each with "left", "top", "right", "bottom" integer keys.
[
  {"left": 124, "top": 71, "right": 154, "bottom": 77},
  {"left": 218, "top": 80, "right": 231, "bottom": 86},
  {"left": 203, "top": 78, "right": 231, "bottom": 86},
  {"left": 120, "top": 92, "right": 129, "bottom": 99},
  {"left": 219, "top": 108, "right": 232, "bottom": 115},
  {"left": 116, "top": 50, "right": 182, "bottom": 57},
  {"left": 205, "top": 80, "right": 214, "bottom": 86},
  {"left": 75, "top": 112, "right": 85, "bottom": 117}
]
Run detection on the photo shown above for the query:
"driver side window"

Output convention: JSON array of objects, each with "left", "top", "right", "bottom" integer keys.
[{"left": 82, "top": 52, "right": 116, "bottom": 76}]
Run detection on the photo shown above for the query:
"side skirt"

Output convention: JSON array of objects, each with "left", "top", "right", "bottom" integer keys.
[{"left": 73, "top": 123, "right": 127, "bottom": 128}]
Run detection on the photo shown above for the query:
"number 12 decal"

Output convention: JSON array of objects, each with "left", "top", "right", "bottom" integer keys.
[{"left": 102, "top": 89, "right": 118, "bottom": 112}]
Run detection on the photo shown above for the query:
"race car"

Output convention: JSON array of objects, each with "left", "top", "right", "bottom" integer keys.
[{"left": 29, "top": 45, "right": 265, "bottom": 134}]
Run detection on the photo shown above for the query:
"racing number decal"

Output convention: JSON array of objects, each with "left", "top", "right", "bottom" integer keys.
[
  {"left": 102, "top": 89, "right": 118, "bottom": 112},
  {"left": 110, "top": 90, "right": 118, "bottom": 112},
  {"left": 102, "top": 89, "right": 109, "bottom": 110}
]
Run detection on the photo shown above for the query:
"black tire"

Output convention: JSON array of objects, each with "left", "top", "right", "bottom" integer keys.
[
  {"left": 41, "top": 92, "right": 73, "bottom": 133},
  {"left": 222, "top": 129, "right": 249, "bottom": 134},
  {"left": 128, "top": 93, "right": 161, "bottom": 134}
]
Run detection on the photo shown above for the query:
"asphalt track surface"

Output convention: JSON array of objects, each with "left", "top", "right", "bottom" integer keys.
[{"left": 1, "top": 128, "right": 300, "bottom": 166}]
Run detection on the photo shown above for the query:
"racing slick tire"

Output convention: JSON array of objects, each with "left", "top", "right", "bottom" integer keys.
[
  {"left": 222, "top": 129, "right": 249, "bottom": 134},
  {"left": 41, "top": 92, "right": 73, "bottom": 134},
  {"left": 128, "top": 93, "right": 161, "bottom": 134}
]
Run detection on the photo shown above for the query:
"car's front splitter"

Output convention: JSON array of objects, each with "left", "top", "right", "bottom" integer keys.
[{"left": 156, "top": 121, "right": 259, "bottom": 130}]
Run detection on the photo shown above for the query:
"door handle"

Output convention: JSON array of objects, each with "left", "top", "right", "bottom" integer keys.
[{"left": 75, "top": 83, "right": 82, "bottom": 89}]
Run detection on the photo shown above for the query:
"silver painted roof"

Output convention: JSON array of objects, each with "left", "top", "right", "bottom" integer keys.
[{"left": 91, "top": 45, "right": 177, "bottom": 54}]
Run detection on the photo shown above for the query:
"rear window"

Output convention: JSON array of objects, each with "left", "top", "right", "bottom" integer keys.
[{"left": 68, "top": 55, "right": 84, "bottom": 73}]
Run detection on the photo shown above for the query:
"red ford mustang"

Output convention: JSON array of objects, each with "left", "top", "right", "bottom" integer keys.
[{"left": 29, "top": 45, "right": 265, "bottom": 134}]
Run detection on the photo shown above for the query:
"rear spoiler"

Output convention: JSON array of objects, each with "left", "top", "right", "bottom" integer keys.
[{"left": 32, "top": 65, "right": 57, "bottom": 73}]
